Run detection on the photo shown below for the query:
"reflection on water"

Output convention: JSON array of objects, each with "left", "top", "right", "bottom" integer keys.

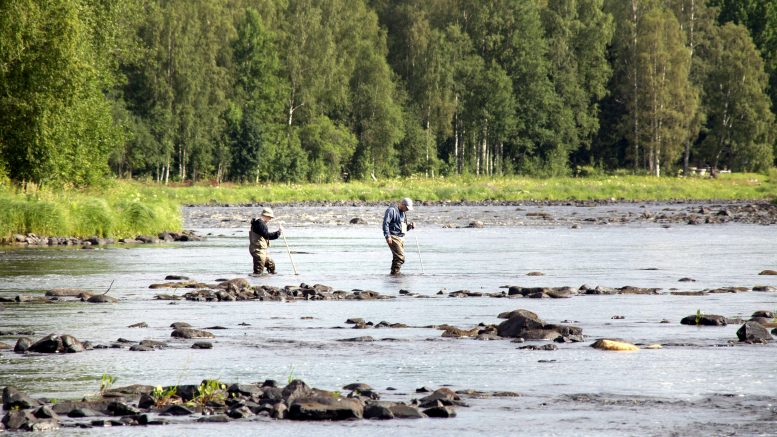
[{"left": 1, "top": 212, "right": 776, "bottom": 435}]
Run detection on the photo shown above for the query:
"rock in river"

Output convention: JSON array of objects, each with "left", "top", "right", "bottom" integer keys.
[
  {"left": 86, "top": 294, "right": 118, "bottom": 304},
  {"left": 287, "top": 396, "right": 364, "bottom": 421},
  {"left": 590, "top": 339, "right": 639, "bottom": 351},
  {"left": 496, "top": 309, "right": 583, "bottom": 342},
  {"left": 171, "top": 328, "right": 215, "bottom": 339},
  {"left": 680, "top": 314, "right": 727, "bottom": 326},
  {"left": 736, "top": 322, "right": 772, "bottom": 343}
]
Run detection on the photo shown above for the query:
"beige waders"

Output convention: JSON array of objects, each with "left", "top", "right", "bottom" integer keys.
[{"left": 249, "top": 230, "right": 275, "bottom": 274}]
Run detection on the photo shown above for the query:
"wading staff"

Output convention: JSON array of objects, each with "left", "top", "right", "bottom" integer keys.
[
  {"left": 281, "top": 226, "right": 299, "bottom": 275},
  {"left": 414, "top": 233, "right": 425, "bottom": 274}
]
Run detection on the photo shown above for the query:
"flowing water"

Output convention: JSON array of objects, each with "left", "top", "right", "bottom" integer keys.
[{"left": 1, "top": 205, "right": 776, "bottom": 436}]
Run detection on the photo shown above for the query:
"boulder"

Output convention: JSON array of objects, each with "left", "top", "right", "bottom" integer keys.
[
  {"left": 497, "top": 310, "right": 582, "bottom": 341},
  {"left": 86, "top": 295, "right": 118, "bottom": 304},
  {"left": 466, "top": 220, "right": 484, "bottom": 228},
  {"left": 3, "top": 386, "right": 40, "bottom": 410},
  {"left": 343, "top": 383, "right": 373, "bottom": 392},
  {"left": 545, "top": 288, "right": 574, "bottom": 298},
  {"left": 680, "top": 314, "right": 727, "bottom": 326},
  {"left": 423, "top": 406, "right": 456, "bottom": 418},
  {"left": 287, "top": 396, "right": 364, "bottom": 421},
  {"left": 2, "top": 409, "right": 58, "bottom": 431},
  {"left": 752, "top": 311, "right": 775, "bottom": 319},
  {"left": 164, "top": 275, "right": 189, "bottom": 280},
  {"left": 389, "top": 403, "right": 425, "bottom": 419},
  {"left": 228, "top": 384, "right": 263, "bottom": 399},
  {"left": 14, "top": 337, "right": 33, "bottom": 353},
  {"left": 590, "top": 339, "right": 639, "bottom": 351},
  {"left": 28, "top": 334, "right": 62, "bottom": 353},
  {"left": 418, "top": 388, "right": 459, "bottom": 408},
  {"left": 752, "top": 285, "right": 777, "bottom": 292},
  {"left": 736, "top": 322, "right": 772, "bottom": 343},
  {"left": 363, "top": 403, "right": 394, "bottom": 420},
  {"left": 191, "top": 342, "right": 213, "bottom": 349},
  {"left": 497, "top": 309, "right": 540, "bottom": 320},
  {"left": 107, "top": 401, "right": 140, "bottom": 416},
  {"left": 60, "top": 335, "right": 84, "bottom": 353},
  {"left": 345, "top": 318, "right": 365, "bottom": 325},
  {"left": 170, "top": 322, "right": 192, "bottom": 329},
  {"left": 171, "top": 328, "right": 215, "bottom": 339},
  {"left": 349, "top": 218, "right": 367, "bottom": 225},
  {"left": 282, "top": 380, "right": 312, "bottom": 404},
  {"left": 758, "top": 270, "right": 777, "bottom": 275}
]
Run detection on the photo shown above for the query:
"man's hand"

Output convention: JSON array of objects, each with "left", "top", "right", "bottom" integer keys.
[
  {"left": 279, "top": 224, "right": 284, "bottom": 235},
  {"left": 408, "top": 222, "right": 415, "bottom": 230},
  {"left": 386, "top": 237, "right": 392, "bottom": 247}
]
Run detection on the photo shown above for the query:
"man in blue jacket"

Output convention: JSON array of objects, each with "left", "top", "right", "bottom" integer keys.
[{"left": 382, "top": 198, "right": 415, "bottom": 275}]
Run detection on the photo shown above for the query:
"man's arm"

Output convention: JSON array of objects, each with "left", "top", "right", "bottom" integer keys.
[{"left": 382, "top": 207, "right": 393, "bottom": 238}]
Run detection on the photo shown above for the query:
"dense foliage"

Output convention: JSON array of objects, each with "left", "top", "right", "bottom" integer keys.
[{"left": 1, "top": 0, "right": 775, "bottom": 187}]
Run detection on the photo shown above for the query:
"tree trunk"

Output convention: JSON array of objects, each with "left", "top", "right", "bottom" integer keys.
[
  {"left": 425, "top": 117, "right": 431, "bottom": 177},
  {"left": 631, "top": 0, "right": 640, "bottom": 172},
  {"left": 454, "top": 100, "right": 459, "bottom": 174}
]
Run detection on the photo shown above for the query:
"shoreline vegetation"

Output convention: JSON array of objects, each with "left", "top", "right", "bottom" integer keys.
[{"left": 1, "top": 173, "right": 776, "bottom": 239}]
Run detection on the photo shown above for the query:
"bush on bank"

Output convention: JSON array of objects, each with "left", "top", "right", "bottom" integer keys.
[
  {"left": 0, "top": 172, "right": 775, "bottom": 239},
  {"left": 0, "top": 188, "right": 180, "bottom": 239}
]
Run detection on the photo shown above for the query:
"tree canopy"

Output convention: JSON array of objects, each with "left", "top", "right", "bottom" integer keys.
[{"left": 0, "top": 0, "right": 774, "bottom": 187}]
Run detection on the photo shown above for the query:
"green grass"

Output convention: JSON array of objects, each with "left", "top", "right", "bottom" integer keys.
[
  {"left": 0, "top": 185, "right": 181, "bottom": 239},
  {"left": 1, "top": 171, "right": 775, "bottom": 239},
  {"left": 122, "top": 172, "right": 776, "bottom": 204}
]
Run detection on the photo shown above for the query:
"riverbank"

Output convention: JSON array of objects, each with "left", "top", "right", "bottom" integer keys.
[{"left": 1, "top": 172, "right": 775, "bottom": 238}]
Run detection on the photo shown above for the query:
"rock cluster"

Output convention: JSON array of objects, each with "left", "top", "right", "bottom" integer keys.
[
  {"left": 496, "top": 309, "right": 583, "bottom": 342},
  {"left": 1, "top": 380, "right": 462, "bottom": 431},
  {"left": 13, "top": 334, "right": 85, "bottom": 354},
  {"left": 152, "top": 278, "right": 391, "bottom": 302}
]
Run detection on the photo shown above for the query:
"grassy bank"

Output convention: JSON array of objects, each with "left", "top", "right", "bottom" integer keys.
[
  {"left": 116, "top": 171, "right": 777, "bottom": 204},
  {"left": 0, "top": 187, "right": 181, "bottom": 239},
  {"left": 1, "top": 172, "right": 775, "bottom": 239}
]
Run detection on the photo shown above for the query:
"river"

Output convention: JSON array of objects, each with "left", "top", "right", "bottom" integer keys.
[{"left": 1, "top": 204, "right": 775, "bottom": 436}]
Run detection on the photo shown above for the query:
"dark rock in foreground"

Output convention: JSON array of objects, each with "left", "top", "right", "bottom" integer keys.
[{"left": 1, "top": 378, "right": 461, "bottom": 430}]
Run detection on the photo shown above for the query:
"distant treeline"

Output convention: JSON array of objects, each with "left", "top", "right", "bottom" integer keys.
[{"left": 0, "top": 0, "right": 775, "bottom": 187}]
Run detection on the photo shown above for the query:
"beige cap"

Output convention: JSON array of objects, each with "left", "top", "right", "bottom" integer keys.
[{"left": 261, "top": 207, "right": 274, "bottom": 218}]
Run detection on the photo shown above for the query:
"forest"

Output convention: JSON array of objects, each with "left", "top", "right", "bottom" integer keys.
[{"left": 1, "top": 0, "right": 775, "bottom": 187}]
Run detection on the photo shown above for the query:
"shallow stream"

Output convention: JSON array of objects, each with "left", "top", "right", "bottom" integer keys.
[{"left": 1, "top": 205, "right": 776, "bottom": 435}]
